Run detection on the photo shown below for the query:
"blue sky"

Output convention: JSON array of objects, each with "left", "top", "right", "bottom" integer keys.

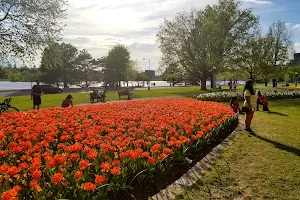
[{"left": 59, "top": 0, "right": 300, "bottom": 70}]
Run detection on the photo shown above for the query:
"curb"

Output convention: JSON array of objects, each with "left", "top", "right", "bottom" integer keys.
[{"left": 151, "top": 119, "right": 245, "bottom": 200}]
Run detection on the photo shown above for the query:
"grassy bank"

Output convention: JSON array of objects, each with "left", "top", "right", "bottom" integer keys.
[{"left": 176, "top": 99, "right": 300, "bottom": 200}]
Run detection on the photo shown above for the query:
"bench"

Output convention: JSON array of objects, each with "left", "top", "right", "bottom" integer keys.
[
  {"left": 90, "top": 90, "right": 106, "bottom": 103},
  {"left": 118, "top": 88, "right": 133, "bottom": 100}
]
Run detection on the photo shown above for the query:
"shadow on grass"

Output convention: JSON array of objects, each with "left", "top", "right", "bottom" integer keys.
[
  {"left": 254, "top": 135, "right": 300, "bottom": 156},
  {"left": 267, "top": 110, "right": 288, "bottom": 117}
]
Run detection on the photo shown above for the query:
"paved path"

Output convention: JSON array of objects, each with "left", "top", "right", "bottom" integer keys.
[{"left": 76, "top": 95, "right": 186, "bottom": 107}]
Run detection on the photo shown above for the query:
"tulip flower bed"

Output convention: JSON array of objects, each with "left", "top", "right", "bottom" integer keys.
[
  {"left": 0, "top": 99, "right": 237, "bottom": 200},
  {"left": 197, "top": 89, "right": 300, "bottom": 102}
]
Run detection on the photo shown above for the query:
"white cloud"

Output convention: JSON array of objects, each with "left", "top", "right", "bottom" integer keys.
[
  {"left": 294, "top": 43, "right": 300, "bottom": 53},
  {"left": 61, "top": 0, "right": 220, "bottom": 70},
  {"left": 292, "top": 24, "right": 300, "bottom": 30},
  {"left": 60, "top": 0, "right": 276, "bottom": 70},
  {"left": 285, "top": 23, "right": 291, "bottom": 27},
  {"left": 240, "top": 0, "right": 272, "bottom": 4}
]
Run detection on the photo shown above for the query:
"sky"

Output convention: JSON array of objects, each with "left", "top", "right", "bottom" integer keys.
[{"left": 61, "top": 0, "right": 300, "bottom": 71}]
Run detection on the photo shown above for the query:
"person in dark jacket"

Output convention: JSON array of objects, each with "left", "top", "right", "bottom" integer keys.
[
  {"left": 62, "top": 95, "right": 73, "bottom": 108},
  {"left": 32, "top": 80, "right": 42, "bottom": 110}
]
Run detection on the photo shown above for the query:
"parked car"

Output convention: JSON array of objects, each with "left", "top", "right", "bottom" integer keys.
[{"left": 40, "top": 84, "right": 63, "bottom": 94}]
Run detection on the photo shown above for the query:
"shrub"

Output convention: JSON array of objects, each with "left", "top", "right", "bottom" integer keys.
[{"left": 197, "top": 89, "right": 300, "bottom": 102}]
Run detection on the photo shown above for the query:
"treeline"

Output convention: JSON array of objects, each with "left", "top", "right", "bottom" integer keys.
[
  {"left": 1, "top": 44, "right": 150, "bottom": 87},
  {"left": 158, "top": 0, "right": 294, "bottom": 89},
  {"left": 40, "top": 43, "right": 149, "bottom": 87},
  {"left": 0, "top": 66, "right": 41, "bottom": 82}
]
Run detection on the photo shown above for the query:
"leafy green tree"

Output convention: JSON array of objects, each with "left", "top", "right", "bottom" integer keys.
[
  {"left": 261, "top": 21, "right": 292, "bottom": 86},
  {"left": 285, "top": 65, "right": 300, "bottom": 83},
  {"left": 135, "top": 72, "right": 149, "bottom": 83},
  {"left": 103, "top": 45, "right": 131, "bottom": 86},
  {"left": 40, "top": 43, "right": 80, "bottom": 87},
  {"left": 0, "top": 0, "right": 67, "bottom": 61},
  {"left": 157, "top": 0, "right": 257, "bottom": 90},
  {"left": 238, "top": 28, "right": 267, "bottom": 82},
  {"left": 75, "top": 49, "right": 97, "bottom": 87},
  {"left": 40, "top": 42, "right": 63, "bottom": 86},
  {"left": 161, "top": 62, "right": 184, "bottom": 86},
  {"left": 61, "top": 43, "right": 79, "bottom": 87}
]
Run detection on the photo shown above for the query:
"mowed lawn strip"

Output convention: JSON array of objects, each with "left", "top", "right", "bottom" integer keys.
[
  {"left": 176, "top": 99, "right": 300, "bottom": 200},
  {"left": 0, "top": 87, "right": 204, "bottom": 111},
  {"left": 0, "top": 85, "right": 295, "bottom": 111}
]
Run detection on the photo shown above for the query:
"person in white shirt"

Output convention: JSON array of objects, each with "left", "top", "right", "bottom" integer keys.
[{"left": 243, "top": 80, "right": 257, "bottom": 134}]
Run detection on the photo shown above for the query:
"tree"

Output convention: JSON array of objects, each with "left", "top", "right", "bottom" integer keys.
[
  {"left": 0, "top": 0, "right": 67, "bottom": 61},
  {"left": 135, "top": 72, "right": 149, "bottom": 83},
  {"left": 103, "top": 45, "right": 131, "bottom": 86},
  {"left": 40, "top": 42, "right": 63, "bottom": 86},
  {"left": 75, "top": 49, "right": 96, "bottom": 87},
  {"left": 157, "top": 0, "right": 257, "bottom": 90},
  {"left": 238, "top": 28, "right": 266, "bottom": 82},
  {"left": 261, "top": 21, "right": 292, "bottom": 87},
  {"left": 60, "top": 43, "right": 79, "bottom": 87},
  {"left": 161, "top": 62, "right": 184, "bottom": 86},
  {"left": 40, "top": 43, "right": 79, "bottom": 87},
  {"left": 126, "top": 60, "right": 139, "bottom": 86}
]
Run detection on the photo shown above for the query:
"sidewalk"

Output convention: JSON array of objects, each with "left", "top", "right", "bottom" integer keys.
[{"left": 76, "top": 95, "right": 186, "bottom": 107}]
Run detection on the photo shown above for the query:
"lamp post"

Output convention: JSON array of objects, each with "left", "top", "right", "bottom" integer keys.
[
  {"left": 143, "top": 58, "right": 151, "bottom": 90},
  {"left": 295, "top": 72, "right": 298, "bottom": 87},
  {"left": 213, "top": 67, "right": 217, "bottom": 92}
]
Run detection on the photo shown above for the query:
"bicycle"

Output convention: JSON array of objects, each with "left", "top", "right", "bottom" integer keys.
[{"left": 0, "top": 98, "right": 19, "bottom": 114}]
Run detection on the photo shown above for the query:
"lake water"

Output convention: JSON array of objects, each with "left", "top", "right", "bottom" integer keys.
[{"left": 0, "top": 81, "right": 245, "bottom": 91}]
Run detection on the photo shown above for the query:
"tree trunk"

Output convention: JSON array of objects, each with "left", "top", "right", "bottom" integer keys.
[
  {"left": 210, "top": 75, "right": 214, "bottom": 89},
  {"left": 250, "top": 71, "right": 253, "bottom": 80},
  {"left": 63, "top": 81, "right": 68, "bottom": 88},
  {"left": 63, "top": 69, "right": 68, "bottom": 88},
  {"left": 127, "top": 81, "right": 129, "bottom": 87},
  {"left": 63, "top": 75, "right": 68, "bottom": 88},
  {"left": 201, "top": 77, "right": 207, "bottom": 90},
  {"left": 265, "top": 79, "right": 268, "bottom": 86},
  {"left": 172, "top": 81, "right": 175, "bottom": 87},
  {"left": 272, "top": 79, "right": 276, "bottom": 87}
]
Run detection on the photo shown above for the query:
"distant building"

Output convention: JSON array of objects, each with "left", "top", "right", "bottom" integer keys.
[
  {"left": 294, "top": 53, "right": 300, "bottom": 64},
  {"left": 290, "top": 53, "right": 300, "bottom": 66},
  {"left": 145, "top": 70, "right": 155, "bottom": 80}
]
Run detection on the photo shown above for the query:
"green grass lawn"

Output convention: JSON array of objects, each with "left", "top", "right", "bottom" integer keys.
[
  {"left": 176, "top": 99, "right": 300, "bottom": 200},
  {"left": 0, "top": 87, "right": 204, "bottom": 111},
  {"left": 0, "top": 85, "right": 295, "bottom": 111}
]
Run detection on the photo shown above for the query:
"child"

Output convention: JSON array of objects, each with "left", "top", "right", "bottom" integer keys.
[
  {"left": 230, "top": 97, "right": 240, "bottom": 114},
  {"left": 62, "top": 95, "right": 73, "bottom": 108},
  {"left": 257, "top": 91, "right": 269, "bottom": 111}
]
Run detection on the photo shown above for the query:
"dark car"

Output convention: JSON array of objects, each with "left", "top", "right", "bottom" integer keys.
[{"left": 40, "top": 84, "right": 63, "bottom": 94}]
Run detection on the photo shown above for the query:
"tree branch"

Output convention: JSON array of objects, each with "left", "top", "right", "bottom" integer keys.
[{"left": 0, "top": 2, "right": 16, "bottom": 22}]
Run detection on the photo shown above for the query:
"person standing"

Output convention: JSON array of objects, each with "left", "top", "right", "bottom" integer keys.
[
  {"left": 243, "top": 80, "right": 257, "bottom": 134},
  {"left": 32, "top": 80, "right": 42, "bottom": 110},
  {"left": 228, "top": 79, "right": 233, "bottom": 91},
  {"left": 233, "top": 80, "right": 237, "bottom": 90}
]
